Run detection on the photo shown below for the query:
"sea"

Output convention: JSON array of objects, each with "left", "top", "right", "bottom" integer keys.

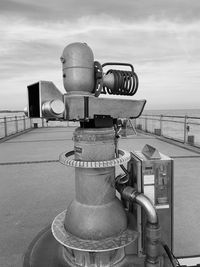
[
  {"left": 139, "top": 108, "right": 200, "bottom": 145},
  {"left": 143, "top": 108, "right": 200, "bottom": 117}
]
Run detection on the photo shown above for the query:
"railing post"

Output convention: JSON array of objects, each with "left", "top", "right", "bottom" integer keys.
[
  {"left": 184, "top": 115, "right": 188, "bottom": 143},
  {"left": 134, "top": 118, "right": 137, "bottom": 129},
  {"left": 30, "top": 118, "right": 32, "bottom": 128},
  {"left": 145, "top": 115, "right": 148, "bottom": 132},
  {"left": 160, "top": 115, "right": 163, "bottom": 136},
  {"left": 15, "top": 116, "right": 18, "bottom": 133},
  {"left": 129, "top": 119, "right": 137, "bottom": 135},
  {"left": 23, "top": 115, "right": 26, "bottom": 130},
  {"left": 4, "top": 117, "right": 7, "bottom": 137}
]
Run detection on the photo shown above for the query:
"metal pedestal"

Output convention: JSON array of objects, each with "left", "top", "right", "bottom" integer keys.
[{"left": 23, "top": 225, "right": 144, "bottom": 267}]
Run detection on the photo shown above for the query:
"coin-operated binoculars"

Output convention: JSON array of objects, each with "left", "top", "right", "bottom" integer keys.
[
  {"left": 24, "top": 43, "right": 173, "bottom": 267},
  {"left": 26, "top": 42, "right": 144, "bottom": 122}
]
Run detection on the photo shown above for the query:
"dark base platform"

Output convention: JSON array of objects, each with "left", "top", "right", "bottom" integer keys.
[{"left": 23, "top": 225, "right": 70, "bottom": 267}]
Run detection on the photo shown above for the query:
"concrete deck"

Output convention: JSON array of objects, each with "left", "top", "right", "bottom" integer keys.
[{"left": 1, "top": 127, "right": 200, "bottom": 266}]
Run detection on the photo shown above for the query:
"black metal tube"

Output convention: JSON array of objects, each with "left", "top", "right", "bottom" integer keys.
[{"left": 102, "top": 66, "right": 139, "bottom": 96}]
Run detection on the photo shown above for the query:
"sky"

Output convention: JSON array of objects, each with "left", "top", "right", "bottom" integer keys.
[{"left": 0, "top": 0, "right": 200, "bottom": 110}]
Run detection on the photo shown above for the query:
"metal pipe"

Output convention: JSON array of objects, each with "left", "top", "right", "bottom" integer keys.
[
  {"left": 116, "top": 185, "right": 161, "bottom": 267},
  {"left": 116, "top": 185, "right": 158, "bottom": 225},
  {"left": 134, "top": 194, "right": 158, "bottom": 225}
]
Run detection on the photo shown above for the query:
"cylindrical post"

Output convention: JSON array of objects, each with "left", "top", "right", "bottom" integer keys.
[
  {"left": 184, "top": 115, "right": 188, "bottom": 143},
  {"left": 160, "top": 115, "right": 163, "bottom": 136},
  {"left": 145, "top": 116, "right": 148, "bottom": 132},
  {"left": 42, "top": 118, "right": 44, "bottom": 128},
  {"left": 15, "top": 116, "right": 18, "bottom": 133},
  {"left": 133, "top": 119, "right": 137, "bottom": 128},
  {"left": 4, "top": 117, "right": 7, "bottom": 137},
  {"left": 65, "top": 127, "right": 127, "bottom": 240},
  {"left": 116, "top": 185, "right": 161, "bottom": 267},
  {"left": 129, "top": 119, "right": 137, "bottom": 135},
  {"left": 23, "top": 115, "right": 26, "bottom": 130},
  {"left": 30, "top": 118, "right": 32, "bottom": 128}
]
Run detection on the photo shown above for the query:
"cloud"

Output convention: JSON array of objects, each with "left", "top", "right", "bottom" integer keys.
[
  {"left": 1, "top": 13, "right": 200, "bottom": 58},
  {"left": 0, "top": 2, "right": 200, "bottom": 110},
  {"left": 1, "top": 0, "right": 200, "bottom": 23}
]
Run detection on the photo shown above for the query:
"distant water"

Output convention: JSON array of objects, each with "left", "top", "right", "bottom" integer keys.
[
  {"left": 138, "top": 108, "right": 200, "bottom": 145},
  {"left": 143, "top": 108, "right": 200, "bottom": 117},
  {"left": 1, "top": 109, "right": 200, "bottom": 118},
  {"left": 0, "top": 112, "right": 24, "bottom": 118}
]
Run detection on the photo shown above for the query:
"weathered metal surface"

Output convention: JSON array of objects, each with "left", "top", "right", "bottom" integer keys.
[
  {"left": 61, "top": 42, "right": 95, "bottom": 95},
  {"left": 27, "top": 81, "right": 64, "bottom": 118},
  {"left": 59, "top": 149, "right": 131, "bottom": 168},
  {"left": 52, "top": 210, "right": 138, "bottom": 252},
  {"left": 23, "top": 226, "right": 142, "bottom": 267},
  {"left": 63, "top": 127, "right": 129, "bottom": 240},
  {"left": 42, "top": 99, "right": 65, "bottom": 117},
  {"left": 62, "top": 246, "right": 125, "bottom": 266},
  {"left": 64, "top": 94, "right": 146, "bottom": 120},
  {"left": 73, "top": 127, "right": 115, "bottom": 161},
  {"left": 65, "top": 197, "right": 128, "bottom": 240}
]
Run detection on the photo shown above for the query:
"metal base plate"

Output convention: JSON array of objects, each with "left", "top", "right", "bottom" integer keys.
[
  {"left": 51, "top": 210, "right": 138, "bottom": 252},
  {"left": 23, "top": 225, "right": 144, "bottom": 267}
]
